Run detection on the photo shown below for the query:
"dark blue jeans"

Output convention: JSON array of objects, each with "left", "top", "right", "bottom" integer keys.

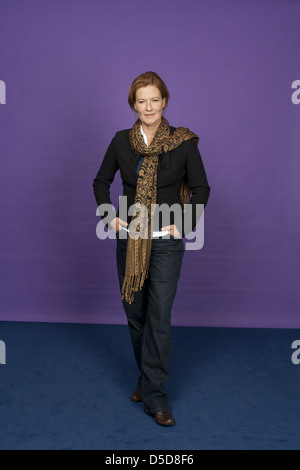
[{"left": 116, "top": 231, "right": 185, "bottom": 413}]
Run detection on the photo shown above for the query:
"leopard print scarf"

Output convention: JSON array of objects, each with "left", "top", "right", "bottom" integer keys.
[{"left": 121, "top": 115, "right": 199, "bottom": 304}]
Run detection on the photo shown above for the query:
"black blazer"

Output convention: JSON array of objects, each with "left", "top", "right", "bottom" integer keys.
[{"left": 93, "top": 126, "right": 210, "bottom": 237}]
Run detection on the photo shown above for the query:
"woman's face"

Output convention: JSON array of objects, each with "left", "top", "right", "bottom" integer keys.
[{"left": 134, "top": 85, "right": 166, "bottom": 128}]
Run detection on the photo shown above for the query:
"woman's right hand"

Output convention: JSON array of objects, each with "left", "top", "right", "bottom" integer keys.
[{"left": 109, "top": 217, "right": 129, "bottom": 233}]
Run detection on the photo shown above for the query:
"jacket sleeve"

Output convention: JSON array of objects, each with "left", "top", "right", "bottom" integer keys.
[
  {"left": 92, "top": 134, "right": 119, "bottom": 229},
  {"left": 180, "top": 139, "right": 210, "bottom": 238}
]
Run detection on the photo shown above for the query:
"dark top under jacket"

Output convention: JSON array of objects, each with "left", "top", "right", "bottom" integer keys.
[{"left": 92, "top": 126, "right": 210, "bottom": 237}]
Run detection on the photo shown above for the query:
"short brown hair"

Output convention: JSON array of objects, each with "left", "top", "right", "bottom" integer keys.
[{"left": 128, "top": 71, "right": 170, "bottom": 113}]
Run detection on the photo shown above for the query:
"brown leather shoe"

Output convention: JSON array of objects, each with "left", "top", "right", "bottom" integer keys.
[
  {"left": 153, "top": 411, "right": 176, "bottom": 426},
  {"left": 130, "top": 388, "right": 142, "bottom": 402}
]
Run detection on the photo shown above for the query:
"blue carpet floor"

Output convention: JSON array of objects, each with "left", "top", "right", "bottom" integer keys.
[{"left": 0, "top": 321, "right": 299, "bottom": 450}]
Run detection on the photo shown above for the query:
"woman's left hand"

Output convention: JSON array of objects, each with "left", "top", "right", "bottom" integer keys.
[{"left": 161, "top": 224, "right": 182, "bottom": 238}]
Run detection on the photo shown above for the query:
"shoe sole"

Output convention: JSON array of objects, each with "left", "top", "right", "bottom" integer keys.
[
  {"left": 130, "top": 396, "right": 143, "bottom": 402},
  {"left": 145, "top": 410, "right": 176, "bottom": 426}
]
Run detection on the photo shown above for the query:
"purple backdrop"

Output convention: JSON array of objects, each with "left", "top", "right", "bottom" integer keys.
[{"left": 0, "top": 0, "right": 299, "bottom": 328}]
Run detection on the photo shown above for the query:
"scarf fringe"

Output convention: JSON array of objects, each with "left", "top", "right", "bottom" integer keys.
[{"left": 121, "top": 267, "right": 149, "bottom": 305}]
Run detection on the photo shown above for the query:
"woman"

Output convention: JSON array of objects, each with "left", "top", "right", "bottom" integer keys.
[{"left": 93, "top": 71, "right": 210, "bottom": 426}]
